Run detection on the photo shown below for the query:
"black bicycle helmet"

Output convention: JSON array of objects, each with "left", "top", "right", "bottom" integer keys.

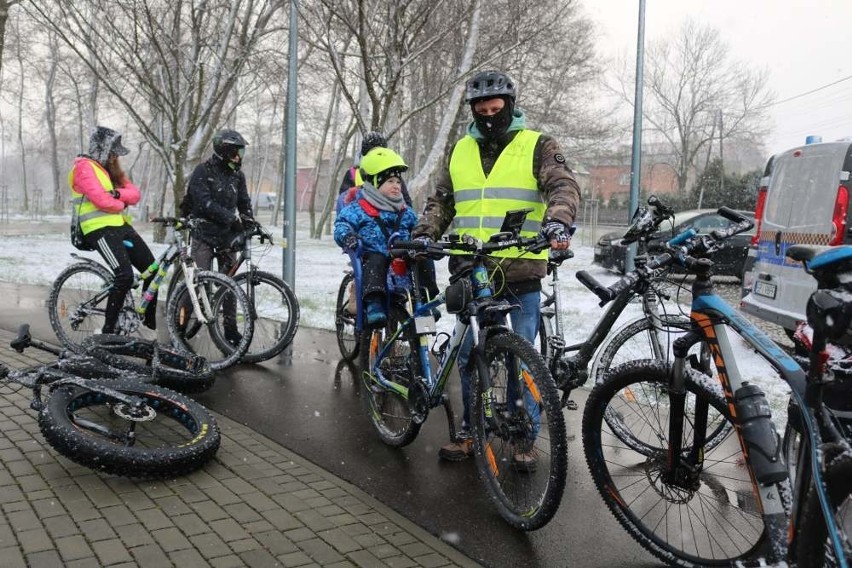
[
  {"left": 360, "top": 131, "right": 387, "bottom": 157},
  {"left": 213, "top": 128, "right": 249, "bottom": 160},
  {"left": 464, "top": 70, "right": 517, "bottom": 103}
]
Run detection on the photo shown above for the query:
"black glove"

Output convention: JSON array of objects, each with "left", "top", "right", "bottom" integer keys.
[
  {"left": 230, "top": 215, "right": 243, "bottom": 232},
  {"left": 540, "top": 220, "right": 572, "bottom": 245},
  {"left": 412, "top": 236, "right": 443, "bottom": 260},
  {"left": 240, "top": 215, "right": 258, "bottom": 230},
  {"left": 343, "top": 234, "right": 359, "bottom": 251}
]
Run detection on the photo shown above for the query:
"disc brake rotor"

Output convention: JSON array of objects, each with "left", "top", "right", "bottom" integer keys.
[{"left": 113, "top": 403, "right": 157, "bottom": 422}]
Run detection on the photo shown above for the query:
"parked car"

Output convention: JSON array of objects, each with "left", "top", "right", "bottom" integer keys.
[
  {"left": 252, "top": 192, "right": 277, "bottom": 211},
  {"left": 593, "top": 208, "right": 756, "bottom": 278},
  {"left": 740, "top": 138, "right": 852, "bottom": 335}
]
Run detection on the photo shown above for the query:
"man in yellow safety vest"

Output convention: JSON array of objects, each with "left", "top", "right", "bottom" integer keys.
[{"left": 412, "top": 70, "right": 580, "bottom": 467}]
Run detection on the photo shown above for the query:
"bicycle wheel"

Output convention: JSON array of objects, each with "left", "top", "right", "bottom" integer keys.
[
  {"left": 48, "top": 262, "right": 116, "bottom": 353},
  {"left": 592, "top": 317, "right": 732, "bottom": 454},
  {"left": 795, "top": 451, "right": 852, "bottom": 567},
  {"left": 39, "top": 379, "right": 220, "bottom": 478},
  {"left": 359, "top": 303, "right": 422, "bottom": 447},
  {"left": 166, "top": 271, "right": 254, "bottom": 371},
  {"left": 336, "top": 273, "right": 360, "bottom": 361},
  {"left": 583, "top": 360, "right": 778, "bottom": 565},
  {"left": 81, "top": 334, "right": 215, "bottom": 394},
  {"left": 232, "top": 271, "right": 300, "bottom": 363},
  {"left": 591, "top": 315, "right": 692, "bottom": 382},
  {"left": 470, "top": 331, "right": 568, "bottom": 531}
]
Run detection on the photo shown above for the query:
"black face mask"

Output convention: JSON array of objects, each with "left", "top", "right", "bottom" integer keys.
[{"left": 472, "top": 101, "right": 514, "bottom": 139}]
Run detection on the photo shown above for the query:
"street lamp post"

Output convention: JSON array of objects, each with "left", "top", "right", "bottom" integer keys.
[{"left": 626, "top": 0, "right": 646, "bottom": 273}]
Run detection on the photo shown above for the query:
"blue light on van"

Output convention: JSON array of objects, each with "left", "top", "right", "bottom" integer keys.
[{"left": 805, "top": 135, "right": 822, "bottom": 144}]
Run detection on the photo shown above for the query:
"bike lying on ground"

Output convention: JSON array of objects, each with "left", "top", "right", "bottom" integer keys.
[
  {"left": 581, "top": 207, "right": 852, "bottom": 566},
  {"left": 48, "top": 217, "right": 253, "bottom": 371},
  {"left": 363, "top": 211, "right": 567, "bottom": 531},
  {"left": 0, "top": 324, "right": 221, "bottom": 478},
  {"left": 170, "top": 220, "right": 299, "bottom": 364},
  {"left": 81, "top": 334, "right": 215, "bottom": 394}
]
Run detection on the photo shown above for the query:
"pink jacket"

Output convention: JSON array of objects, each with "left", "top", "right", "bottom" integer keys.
[{"left": 70, "top": 156, "right": 141, "bottom": 213}]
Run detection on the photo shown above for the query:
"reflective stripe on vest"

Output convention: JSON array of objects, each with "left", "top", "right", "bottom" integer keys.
[
  {"left": 449, "top": 129, "right": 546, "bottom": 259},
  {"left": 68, "top": 159, "right": 128, "bottom": 234}
]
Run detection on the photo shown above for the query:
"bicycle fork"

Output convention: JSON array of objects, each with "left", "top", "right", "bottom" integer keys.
[
  {"left": 667, "top": 327, "right": 789, "bottom": 562},
  {"left": 181, "top": 264, "right": 212, "bottom": 325}
]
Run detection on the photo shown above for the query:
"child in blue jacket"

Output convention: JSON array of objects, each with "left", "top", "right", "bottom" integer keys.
[{"left": 334, "top": 147, "right": 419, "bottom": 326}]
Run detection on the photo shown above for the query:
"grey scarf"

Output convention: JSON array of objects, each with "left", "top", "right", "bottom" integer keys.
[{"left": 361, "top": 181, "right": 405, "bottom": 212}]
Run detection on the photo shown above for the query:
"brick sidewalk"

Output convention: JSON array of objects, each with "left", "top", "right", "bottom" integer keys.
[{"left": 0, "top": 329, "right": 480, "bottom": 568}]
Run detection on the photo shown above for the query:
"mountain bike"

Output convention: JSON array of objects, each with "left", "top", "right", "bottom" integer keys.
[
  {"left": 364, "top": 212, "right": 567, "bottom": 531},
  {"left": 48, "top": 217, "right": 253, "bottom": 371},
  {"left": 581, "top": 207, "right": 852, "bottom": 566},
  {"left": 171, "top": 221, "right": 300, "bottom": 364},
  {"left": 538, "top": 196, "right": 697, "bottom": 410},
  {"left": 1, "top": 324, "right": 220, "bottom": 478}
]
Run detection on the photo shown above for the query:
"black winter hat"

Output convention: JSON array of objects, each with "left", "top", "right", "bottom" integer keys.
[
  {"left": 88, "top": 126, "right": 129, "bottom": 165},
  {"left": 374, "top": 168, "right": 405, "bottom": 188}
]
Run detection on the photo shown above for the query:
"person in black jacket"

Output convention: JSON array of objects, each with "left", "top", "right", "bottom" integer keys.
[{"left": 184, "top": 128, "right": 255, "bottom": 344}]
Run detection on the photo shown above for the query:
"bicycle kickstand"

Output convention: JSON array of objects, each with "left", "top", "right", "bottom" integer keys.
[{"left": 440, "top": 393, "right": 464, "bottom": 442}]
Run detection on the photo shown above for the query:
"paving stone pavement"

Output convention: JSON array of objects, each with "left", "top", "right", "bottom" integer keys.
[{"left": 0, "top": 329, "right": 481, "bottom": 568}]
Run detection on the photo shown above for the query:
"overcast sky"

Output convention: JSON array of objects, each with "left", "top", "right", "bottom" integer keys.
[{"left": 585, "top": 0, "right": 852, "bottom": 157}]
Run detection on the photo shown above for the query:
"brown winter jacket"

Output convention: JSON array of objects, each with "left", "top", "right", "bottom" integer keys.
[{"left": 413, "top": 128, "right": 581, "bottom": 296}]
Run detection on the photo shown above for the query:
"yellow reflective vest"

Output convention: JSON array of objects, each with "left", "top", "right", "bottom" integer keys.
[
  {"left": 69, "top": 158, "right": 129, "bottom": 235},
  {"left": 449, "top": 129, "right": 546, "bottom": 259}
]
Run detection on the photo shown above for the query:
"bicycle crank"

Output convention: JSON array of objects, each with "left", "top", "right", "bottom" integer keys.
[{"left": 408, "top": 379, "right": 430, "bottom": 425}]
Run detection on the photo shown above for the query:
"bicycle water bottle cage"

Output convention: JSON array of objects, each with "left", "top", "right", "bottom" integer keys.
[{"left": 445, "top": 278, "right": 473, "bottom": 314}]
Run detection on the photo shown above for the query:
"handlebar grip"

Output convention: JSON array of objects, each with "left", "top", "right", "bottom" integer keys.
[
  {"left": 576, "top": 270, "right": 614, "bottom": 304},
  {"left": 391, "top": 240, "right": 425, "bottom": 250},
  {"left": 646, "top": 252, "right": 673, "bottom": 270},
  {"left": 717, "top": 206, "right": 749, "bottom": 224},
  {"left": 668, "top": 228, "right": 697, "bottom": 247}
]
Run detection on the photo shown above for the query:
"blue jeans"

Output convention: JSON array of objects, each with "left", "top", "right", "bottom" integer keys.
[{"left": 457, "top": 290, "right": 541, "bottom": 433}]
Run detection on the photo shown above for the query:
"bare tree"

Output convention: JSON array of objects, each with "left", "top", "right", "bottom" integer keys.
[
  {"left": 24, "top": 0, "right": 288, "bottom": 235},
  {"left": 0, "top": 0, "right": 21, "bottom": 81},
  {"left": 613, "top": 19, "right": 773, "bottom": 193}
]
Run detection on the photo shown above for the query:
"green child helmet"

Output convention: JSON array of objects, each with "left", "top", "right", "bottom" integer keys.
[{"left": 359, "top": 147, "right": 408, "bottom": 188}]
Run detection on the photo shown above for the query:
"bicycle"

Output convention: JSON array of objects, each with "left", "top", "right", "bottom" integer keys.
[
  {"left": 363, "top": 210, "right": 568, "bottom": 531},
  {"left": 538, "top": 196, "right": 698, "bottom": 410},
  {"left": 48, "top": 217, "right": 254, "bottom": 371},
  {"left": 171, "top": 220, "right": 300, "bottom": 364},
  {"left": 1, "top": 323, "right": 221, "bottom": 478},
  {"left": 581, "top": 207, "right": 852, "bottom": 566}
]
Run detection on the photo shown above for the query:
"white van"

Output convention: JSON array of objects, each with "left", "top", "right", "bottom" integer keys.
[{"left": 740, "top": 139, "right": 852, "bottom": 334}]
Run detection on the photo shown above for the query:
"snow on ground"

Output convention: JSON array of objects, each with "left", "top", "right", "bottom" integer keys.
[{"left": 0, "top": 213, "right": 790, "bottom": 427}]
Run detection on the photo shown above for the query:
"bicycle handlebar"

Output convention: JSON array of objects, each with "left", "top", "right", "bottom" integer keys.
[
  {"left": 576, "top": 204, "right": 749, "bottom": 306},
  {"left": 389, "top": 233, "right": 550, "bottom": 258}
]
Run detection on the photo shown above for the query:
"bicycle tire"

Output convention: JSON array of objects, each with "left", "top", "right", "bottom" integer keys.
[
  {"left": 592, "top": 316, "right": 732, "bottom": 454},
  {"left": 81, "top": 334, "right": 215, "bottom": 394},
  {"left": 166, "top": 271, "right": 254, "bottom": 371},
  {"left": 590, "top": 315, "right": 692, "bottom": 382},
  {"left": 232, "top": 271, "right": 300, "bottom": 363},
  {"left": 583, "top": 360, "right": 778, "bottom": 566},
  {"left": 336, "top": 273, "right": 360, "bottom": 361},
  {"left": 471, "top": 331, "right": 568, "bottom": 531},
  {"left": 359, "top": 303, "right": 422, "bottom": 447},
  {"left": 48, "top": 262, "right": 115, "bottom": 353},
  {"left": 39, "top": 378, "right": 220, "bottom": 478},
  {"left": 795, "top": 450, "right": 852, "bottom": 567}
]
